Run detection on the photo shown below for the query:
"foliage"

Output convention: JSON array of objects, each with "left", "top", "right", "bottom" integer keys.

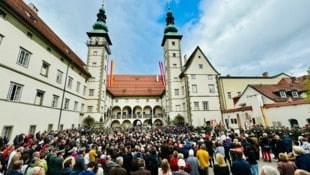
[{"left": 304, "top": 68, "right": 310, "bottom": 101}]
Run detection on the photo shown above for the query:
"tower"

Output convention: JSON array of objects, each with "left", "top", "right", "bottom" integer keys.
[
  {"left": 85, "top": 3, "right": 112, "bottom": 122},
  {"left": 161, "top": 9, "right": 186, "bottom": 124}
]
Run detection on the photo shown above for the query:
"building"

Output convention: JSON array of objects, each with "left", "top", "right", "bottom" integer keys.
[
  {"left": 1, "top": 0, "right": 309, "bottom": 141},
  {"left": 223, "top": 76, "right": 310, "bottom": 130}
]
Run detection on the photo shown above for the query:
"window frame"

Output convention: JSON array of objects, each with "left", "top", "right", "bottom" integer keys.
[
  {"left": 291, "top": 90, "right": 299, "bottom": 98},
  {"left": 203, "top": 101, "right": 209, "bottom": 111},
  {"left": 279, "top": 90, "right": 287, "bottom": 98},
  {"left": 0, "top": 33, "right": 4, "bottom": 45},
  {"left": 56, "top": 70, "right": 63, "bottom": 84},
  {"left": 67, "top": 76, "right": 73, "bottom": 89},
  {"left": 40, "top": 61, "right": 50, "bottom": 77},
  {"left": 192, "top": 84, "right": 198, "bottom": 93},
  {"left": 17, "top": 47, "right": 31, "bottom": 68},
  {"left": 64, "top": 98, "right": 70, "bottom": 110},
  {"left": 7, "top": 81, "right": 23, "bottom": 102},
  {"left": 51, "top": 95, "right": 59, "bottom": 108},
  {"left": 34, "top": 90, "right": 45, "bottom": 106},
  {"left": 208, "top": 84, "right": 215, "bottom": 93},
  {"left": 194, "top": 102, "right": 199, "bottom": 110}
]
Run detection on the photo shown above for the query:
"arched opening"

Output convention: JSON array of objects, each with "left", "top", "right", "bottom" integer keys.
[
  {"left": 154, "top": 119, "right": 163, "bottom": 126},
  {"left": 111, "top": 120, "right": 121, "bottom": 128},
  {"left": 289, "top": 119, "right": 299, "bottom": 128},
  {"left": 122, "top": 120, "right": 132, "bottom": 128},
  {"left": 174, "top": 115, "right": 185, "bottom": 126},
  {"left": 133, "top": 120, "right": 142, "bottom": 127},
  {"left": 83, "top": 116, "right": 95, "bottom": 127}
]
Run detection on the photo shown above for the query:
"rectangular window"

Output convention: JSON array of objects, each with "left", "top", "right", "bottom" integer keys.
[
  {"left": 172, "top": 53, "right": 176, "bottom": 57},
  {"left": 92, "top": 62, "right": 97, "bottom": 66},
  {"left": 47, "top": 124, "right": 53, "bottom": 132},
  {"left": 76, "top": 82, "right": 81, "bottom": 92},
  {"left": 279, "top": 91, "right": 287, "bottom": 98},
  {"left": 176, "top": 105, "right": 181, "bottom": 111},
  {"left": 291, "top": 91, "right": 299, "bottom": 98},
  {"left": 199, "top": 64, "right": 203, "bottom": 69},
  {"left": 208, "top": 84, "right": 215, "bottom": 93},
  {"left": 227, "top": 92, "right": 232, "bottom": 99},
  {"left": 172, "top": 41, "right": 175, "bottom": 46},
  {"left": 56, "top": 70, "right": 63, "bottom": 84},
  {"left": 192, "top": 84, "right": 197, "bottom": 93},
  {"left": 83, "top": 86, "right": 87, "bottom": 95},
  {"left": 80, "top": 103, "right": 84, "bottom": 112},
  {"left": 7, "top": 82, "right": 23, "bottom": 102},
  {"left": 51, "top": 95, "right": 59, "bottom": 108},
  {"left": 203, "top": 101, "right": 209, "bottom": 110},
  {"left": 34, "top": 90, "right": 45, "bottom": 105},
  {"left": 207, "top": 75, "right": 213, "bottom": 80},
  {"left": 0, "top": 34, "right": 4, "bottom": 45},
  {"left": 67, "top": 76, "right": 73, "bottom": 89},
  {"left": 87, "top": 106, "right": 93, "bottom": 112},
  {"left": 40, "top": 61, "right": 50, "bottom": 77},
  {"left": 89, "top": 77, "right": 95, "bottom": 82},
  {"left": 174, "top": 89, "right": 179, "bottom": 96},
  {"left": 29, "top": 125, "right": 36, "bottom": 135},
  {"left": 17, "top": 47, "right": 31, "bottom": 67},
  {"left": 89, "top": 89, "right": 94, "bottom": 96},
  {"left": 2, "top": 126, "right": 13, "bottom": 139},
  {"left": 74, "top": 101, "right": 78, "bottom": 111},
  {"left": 64, "top": 98, "right": 70, "bottom": 110},
  {"left": 194, "top": 102, "right": 199, "bottom": 110},
  {"left": 191, "top": 75, "right": 196, "bottom": 80}
]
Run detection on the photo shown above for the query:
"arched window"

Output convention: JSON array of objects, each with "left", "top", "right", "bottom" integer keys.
[{"left": 289, "top": 119, "right": 299, "bottom": 128}]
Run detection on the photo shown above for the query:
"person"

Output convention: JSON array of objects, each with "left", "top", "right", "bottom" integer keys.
[
  {"left": 172, "top": 159, "right": 189, "bottom": 175},
  {"left": 186, "top": 149, "right": 199, "bottom": 175},
  {"left": 293, "top": 146, "right": 310, "bottom": 172},
  {"left": 131, "top": 158, "right": 151, "bottom": 175},
  {"left": 89, "top": 145, "right": 98, "bottom": 162},
  {"left": 79, "top": 161, "right": 98, "bottom": 175},
  {"left": 7, "top": 160, "right": 23, "bottom": 175},
  {"left": 32, "top": 167, "right": 44, "bottom": 175},
  {"left": 246, "top": 146, "right": 258, "bottom": 175},
  {"left": 196, "top": 144, "right": 209, "bottom": 175},
  {"left": 294, "top": 169, "right": 310, "bottom": 175},
  {"left": 231, "top": 151, "right": 251, "bottom": 175},
  {"left": 213, "top": 153, "right": 229, "bottom": 175},
  {"left": 277, "top": 153, "right": 296, "bottom": 175},
  {"left": 260, "top": 133, "right": 271, "bottom": 162},
  {"left": 158, "top": 159, "right": 172, "bottom": 175},
  {"left": 108, "top": 156, "right": 126, "bottom": 175},
  {"left": 169, "top": 151, "right": 179, "bottom": 172},
  {"left": 70, "top": 150, "right": 85, "bottom": 175},
  {"left": 260, "top": 165, "right": 280, "bottom": 175},
  {"left": 61, "top": 156, "right": 75, "bottom": 175}
]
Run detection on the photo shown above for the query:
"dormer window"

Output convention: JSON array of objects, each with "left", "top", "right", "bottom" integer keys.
[
  {"left": 291, "top": 90, "right": 299, "bottom": 98},
  {"left": 279, "top": 90, "right": 287, "bottom": 98}
]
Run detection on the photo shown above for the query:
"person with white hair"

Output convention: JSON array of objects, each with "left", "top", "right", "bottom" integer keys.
[
  {"left": 293, "top": 146, "right": 310, "bottom": 172},
  {"left": 108, "top": 156, "right": 126, "bottom": 175},
  {"left": 186, "top": 149, "right": 199, "bottom": 175},
  {"left": 260, "top": 165, "right": 280, "bottom": 175}
]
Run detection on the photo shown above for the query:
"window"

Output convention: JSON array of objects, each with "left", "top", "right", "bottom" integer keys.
[
  {"left": 92, "top": 62, "right": 97, "bottom": 66},
  {"left": 182, "top": 103, "right": 185, "bottom": 111},
  {"left": 60, "top": 124, "right": 64, "bottom": 131},
  {"left": 172, "top": 53, "right": 176, "bottom": 57},
  {"left": 237, "top": 92, "right": 241, "bottom": 96},
  {"left": 89, "top": 77, "right": 95, "bottom": 82},
  {"left": 174, "top": 77, "right": 178, "bottom": 80},
  {"left": 17, "top": 47, "right": 31, "bottom": 67},
  {"left": 51, "top": 95, "right": 59, "bottom": 108},
  {"left": 40, "top": 61, "right": 50, "bottom": 77},
  {"left": 198, "top": 64, "right": 203, "bottom": 69},
  {"left": 208, "top": 84, "right": 215, "bottom": 93},
  {"left": 56, "top": 70, "right": 63, "bottom": 84},
  {"left": 191, "top": 75, "right": 196, "bottom": 80},
  {"left": 93, "top": 51, "right": 98, "bottom": 55},
  {"left": 87, "top": 106, "right": 93, "bottom": 112},
  {"left": 7, "top": 82, "right": 23, "bottom": 102},
  {"left": 76, "top": 82, "right": 81, "bottom": 92},
  {"left": 73, "top": 101, "right": 78, "bottom": 111},
  {"left": 227, "top": 92, "right": 232, "bottom": 99},
  {"left": 67, "top": 76, "right": 73, "bottom": 89},
  {"left": 172, "top": 41, "right": 175, "bottom": 46},
  {"left": 279, "top": 90, "right": 287, "bottom": 98},
  {"left": 291, "top": 90, "right": 299, "bottom": 98},
  {"left": 176, "top": 105, "right": 181, "bottom": 111},
  {"left": 2, "top": 126, "right": 13, "bottom": 139},
  {"left": 203, "top": 101, "right": 209, "bottom": 110},
  {"left": 192, "top": 84, "right": 197, "bottom": 93},
  {"left": 64, "top": 98, "right": 70, "bottom": 110},
  {"left": 173, "top": 64, "right": 177, "bottom": 67},
  {"left": 47, "top": 124, "right": 53, "bottom": 132},
  {"left": 34, "top": 90, "right": 45, "bottom": 105},
  {"left": 174, "top": 89, "right": 179, "bottom": 96},
  {"left": 194, "top": 102, "right": 199, "bottom": 110},
  {"left": 207, "top": 75, "right": 213, "bottom": 80},
  {"left": 29, "top": 125, "right": 36, "bottom": 135},
  {"left": 0, "top": 34, "right": 4, "bottom": 45},
  {"left": 80, "top": 103, "right": 84, "bottom": 112},
  {"left": 89, "top": 89, "right": 94, "bottom": 96},
  {"left": 83, "top": 86, "right": 87, "bottom": 95}
]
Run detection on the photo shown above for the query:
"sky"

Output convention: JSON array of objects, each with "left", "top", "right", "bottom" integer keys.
[{"left": 24, "top": 0, "right": 310, "bottom": 77}]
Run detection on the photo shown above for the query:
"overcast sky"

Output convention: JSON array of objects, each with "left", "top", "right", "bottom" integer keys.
[{"left": 24, "top": 0, "right": 310, "bottom": 76}]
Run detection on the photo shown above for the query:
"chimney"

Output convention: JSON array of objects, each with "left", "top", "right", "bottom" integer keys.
[
  {"left": 28, "top": 3, "right": 39, "bottom": 14},
  {"left": 156, "top": 75, "right": 159, "bottom": 82},
  {"left": 262, "top": 72, "right": 269, "bottom": 77}
]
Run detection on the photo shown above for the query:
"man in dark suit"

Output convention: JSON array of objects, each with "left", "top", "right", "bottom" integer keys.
[{"left": 131, "top": 158, "right": 151, "bottom": 175}]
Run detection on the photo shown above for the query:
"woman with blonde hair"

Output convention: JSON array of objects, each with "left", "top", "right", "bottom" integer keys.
[
  {"left": 158, "top": 159, "right": 172, "bottom": 175},
  {"left": 61, "top": 156, "right": 76, "bottom": 175},
  {"left": 277, "top": 153, "right": 296, "bottom": 175},
  {"left": 213, "top": 153, "right": 230, "bottom": 175}
]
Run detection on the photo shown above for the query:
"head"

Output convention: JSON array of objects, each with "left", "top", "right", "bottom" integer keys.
[
  {"left": 136, "top": 158, "right": 145, "bottom": 169},
  {"left": 260, "top": 165, "right": 280, "bottom": 175},
  {"left": 188, "top": 149, "right": 194, "bottom": 157},
  {"left": 115, "top": 156, "right": 124, "bottom": 166},
  {"left": 278, "top": 153, "right": 288, "bottom": 162},
  {"left": 160, "top": 159, "right": 170, "bottom": 173},
  {"left": 177, "top": 159, "right": 186, "bottom": 170},
  {"left": 215, "top": 153, "right": 226, "bottom": 166},
  {"left": 293, "top": 146, "right": 304, "bottom": 155},
  {"left": 63, "top": 156, "right": 75, "bottom": 168},
  {"left": 12, "top": 160, "right": 23, "bottom": 170}
]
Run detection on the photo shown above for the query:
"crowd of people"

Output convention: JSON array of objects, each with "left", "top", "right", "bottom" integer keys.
[{"left": 0, "top": 125, "right": 309, "bottom": 175}]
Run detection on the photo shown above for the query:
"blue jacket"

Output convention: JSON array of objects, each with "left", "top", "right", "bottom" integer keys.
[
  {"left": 295, "top": 154, "right": 310, "bottom": 172},
  {"left": 231, "top": 158, "right": 251, "bottom": 175}
]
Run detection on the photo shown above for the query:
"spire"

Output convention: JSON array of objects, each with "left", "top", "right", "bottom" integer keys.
[
  {"left": 91, "top": 1, "right": 108, "bottom": 33},
  {"left": 164, "top": 8, "right": 178, "bottom": 34}
]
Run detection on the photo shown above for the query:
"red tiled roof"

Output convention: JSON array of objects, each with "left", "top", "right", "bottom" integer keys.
[
  {"left": 107, "top": 75, "right": 165, "bottom": 97},
  {"left": 223, "top": 106, "right": 252, "bottom": 113},
  {"left": 264, "top": 99, "right": 310, "bottom": 108},
  {"left": 2, "top": 0, "right": 91, "bottom": 77}
]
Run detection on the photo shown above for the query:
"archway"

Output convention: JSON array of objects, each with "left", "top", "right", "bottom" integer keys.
[
  {"left": 289, "top": 119, "right": 299, "bottom": 128},
  {"left": 133, "top": 120, "right": 142, "bottom": 127},
  {"left": 154, "top": 119, "right": 163, "bottom": 126},
  {"left": 122, "top": 120, "right": 132, "bottom": 128},
  {"left": 111, "top": 120, "right": 121, "bottom": 128},
  {"left": 83, "top": 116, "right": 95, "bottom": 127},
  {"left": 174, "top": 115, "right": 185, "bottom": 126}
]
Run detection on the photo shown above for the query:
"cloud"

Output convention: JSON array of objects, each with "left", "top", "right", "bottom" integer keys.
[{"left": 182, "top": 0, "right": 310, "bottom": 76}]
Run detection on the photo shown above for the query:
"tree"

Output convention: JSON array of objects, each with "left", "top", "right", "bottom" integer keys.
[{"left": 304, "top": 68, "right": 310, "bottom": 101}]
